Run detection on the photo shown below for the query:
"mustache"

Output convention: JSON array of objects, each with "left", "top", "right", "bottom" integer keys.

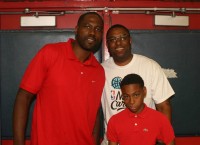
[{"left": 87, "top": 35, "right": 96, "bottom": 41}]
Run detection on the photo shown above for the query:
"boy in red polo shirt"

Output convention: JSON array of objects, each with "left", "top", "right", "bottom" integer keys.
[{"left": 107, "top": 73, "right": 175, "bottom": 145}]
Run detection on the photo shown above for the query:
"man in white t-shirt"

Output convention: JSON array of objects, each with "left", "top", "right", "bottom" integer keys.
[{"left": 101, "top": 24, "right": 175, "bottom": 145}]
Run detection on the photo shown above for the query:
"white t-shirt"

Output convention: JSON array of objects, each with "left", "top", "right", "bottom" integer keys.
[{"left": 101, "top": 54, "right": 175, "bottom": 145}]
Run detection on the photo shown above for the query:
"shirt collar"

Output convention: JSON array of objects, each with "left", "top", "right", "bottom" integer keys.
[
  {"left": 66, "top": 38, "right": 98, "bottom": 67},
  {"left": 126, "top": 103, "right": 148, "bottom": 119}
]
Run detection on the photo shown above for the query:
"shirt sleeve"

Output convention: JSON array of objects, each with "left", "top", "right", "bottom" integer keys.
[
  {"left": 157, "top": 115, "right": 175, "bottom": 144},
  {"left": 20, "top": 44, "right": 51, "bottom": 94},
  {"left": 107, "top": 116, "right": 118, "bottom": 143},
  {"left": 150, "top": 60, "right": 175, "bottom": 104}
]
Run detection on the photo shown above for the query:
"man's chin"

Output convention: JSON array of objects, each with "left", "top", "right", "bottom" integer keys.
[
  {"left": 113, "top": 55, "right": 126, "bottom": 61},
  {"left": 82, "top": 42, "right": 101, "bottom": 53},
  {"left": 90, "top": 44, "right": 101, "bottom": 53},
  {"left": 83, "top": 46, "right": 95, "bottom": 52}
]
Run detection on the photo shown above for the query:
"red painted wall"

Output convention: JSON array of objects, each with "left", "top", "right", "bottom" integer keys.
[{"left": 1, "top": 1, "right": 200, "bottom": 30}]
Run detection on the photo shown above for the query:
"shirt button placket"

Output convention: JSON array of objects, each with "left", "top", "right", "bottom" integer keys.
[
  {"left": 133, "top": 115, "right": 139, "bottom": 132},
  {"left": 80, "top": 64, "right": 84, "bottom": 75}
]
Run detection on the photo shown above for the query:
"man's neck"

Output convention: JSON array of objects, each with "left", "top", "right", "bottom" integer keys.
[
  {"left": 72, "top": 41, "right": 91, "bottom": 63},
  {"left": 114, "top": 54, "right": 133, "bottom": 66}
]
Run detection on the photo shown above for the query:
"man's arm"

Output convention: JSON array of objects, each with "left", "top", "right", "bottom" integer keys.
[
  {"left": 92, "top": 108, "right": 101, "bottom": 145},
  {"left": 156, "top": 140, "right": 175, "bottom": 145},
  {"left": 13, "top": 88, "right": 35, "bottom": 145},
  {"left": 108, "top": 141, "right": 118, "bottom": 145},
  {"left": 168, "top": 140, "right": 175, "bottom": 145},
  {"left": 155, "top": 98, "right": 172, "bottom": 122},
  {"left": 156, "top": 140, "right": 166, "bottom": 145}
]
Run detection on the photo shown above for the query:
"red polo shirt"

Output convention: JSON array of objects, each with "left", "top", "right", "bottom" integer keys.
[
  {"left": 20, "top": 39, "right": 105, "bottom": 145},
  {"left": 107, "top": 104, "right": 175, "bottom": 145}
]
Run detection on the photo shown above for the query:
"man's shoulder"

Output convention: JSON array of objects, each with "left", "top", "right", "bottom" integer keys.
[
  {"left": 101, "top": 57, "right": 113, "bottom": 67},
  {"left": 36, "top": 41, "right": 70, "bottom": 61},
  {"left": 43, "top": 39, "right": 72, "bottom": 48},
  {"left": 93, "top": 57, "right": 105, "bottom": 71},
  {"left": 40, "top": 39, "right": 72, "bottom": 54},
  {"left": 134, "top": 54, "right": 155, "bottom": 62},
  {"left": 134, "top": 54, "right": 160, "bottom": 67},
  {"left": 43, "top": 41, "right": 68, "bottom": 49}
]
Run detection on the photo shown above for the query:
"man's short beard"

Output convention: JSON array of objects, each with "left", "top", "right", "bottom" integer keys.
[{"left": 76, "top": 35, "right": 102, "bottom": 53}]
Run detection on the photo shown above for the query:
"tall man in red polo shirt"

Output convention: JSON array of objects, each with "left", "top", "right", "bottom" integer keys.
[
  {"left": 13, "top": 12, "right": 105, "bottom": 145},
  {"left": 107, "top": 73, "right": 175, "bottom": 145}
]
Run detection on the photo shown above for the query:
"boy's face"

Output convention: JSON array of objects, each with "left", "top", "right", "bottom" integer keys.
[{"left": 121, "top": 84, "right": 146, "bottom": 114}]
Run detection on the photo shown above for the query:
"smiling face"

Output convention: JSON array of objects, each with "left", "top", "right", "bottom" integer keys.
[
  {"left": 121, "top": 83, "right": 146, "bottom": 114},
  {"left": 75, "top": 13, "right": 103, "bottom": 52},
  {"left": 106, "top": 26, "right": 132, "bottom": 65}
]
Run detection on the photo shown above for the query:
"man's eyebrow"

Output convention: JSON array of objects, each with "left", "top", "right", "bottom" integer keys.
[{"left": 108, "top": 33, "right": 129, "bottom": 37}]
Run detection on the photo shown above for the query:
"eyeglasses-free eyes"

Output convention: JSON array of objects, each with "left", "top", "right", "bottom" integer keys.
[
  {"left": 121, "top": 93, "right": 141, "bottom": 101},
  {"left": 106, "top": 34, "right": 130, "bottom": 43}
]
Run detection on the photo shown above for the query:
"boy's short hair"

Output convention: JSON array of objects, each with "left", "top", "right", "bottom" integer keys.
[{"left": 120, "top": 73, "right": 144, "bottom": 88}]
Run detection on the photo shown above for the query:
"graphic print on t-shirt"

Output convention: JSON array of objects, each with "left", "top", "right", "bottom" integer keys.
[{"left": 110, "top": 76, "right": 126, "bottom": 111}]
